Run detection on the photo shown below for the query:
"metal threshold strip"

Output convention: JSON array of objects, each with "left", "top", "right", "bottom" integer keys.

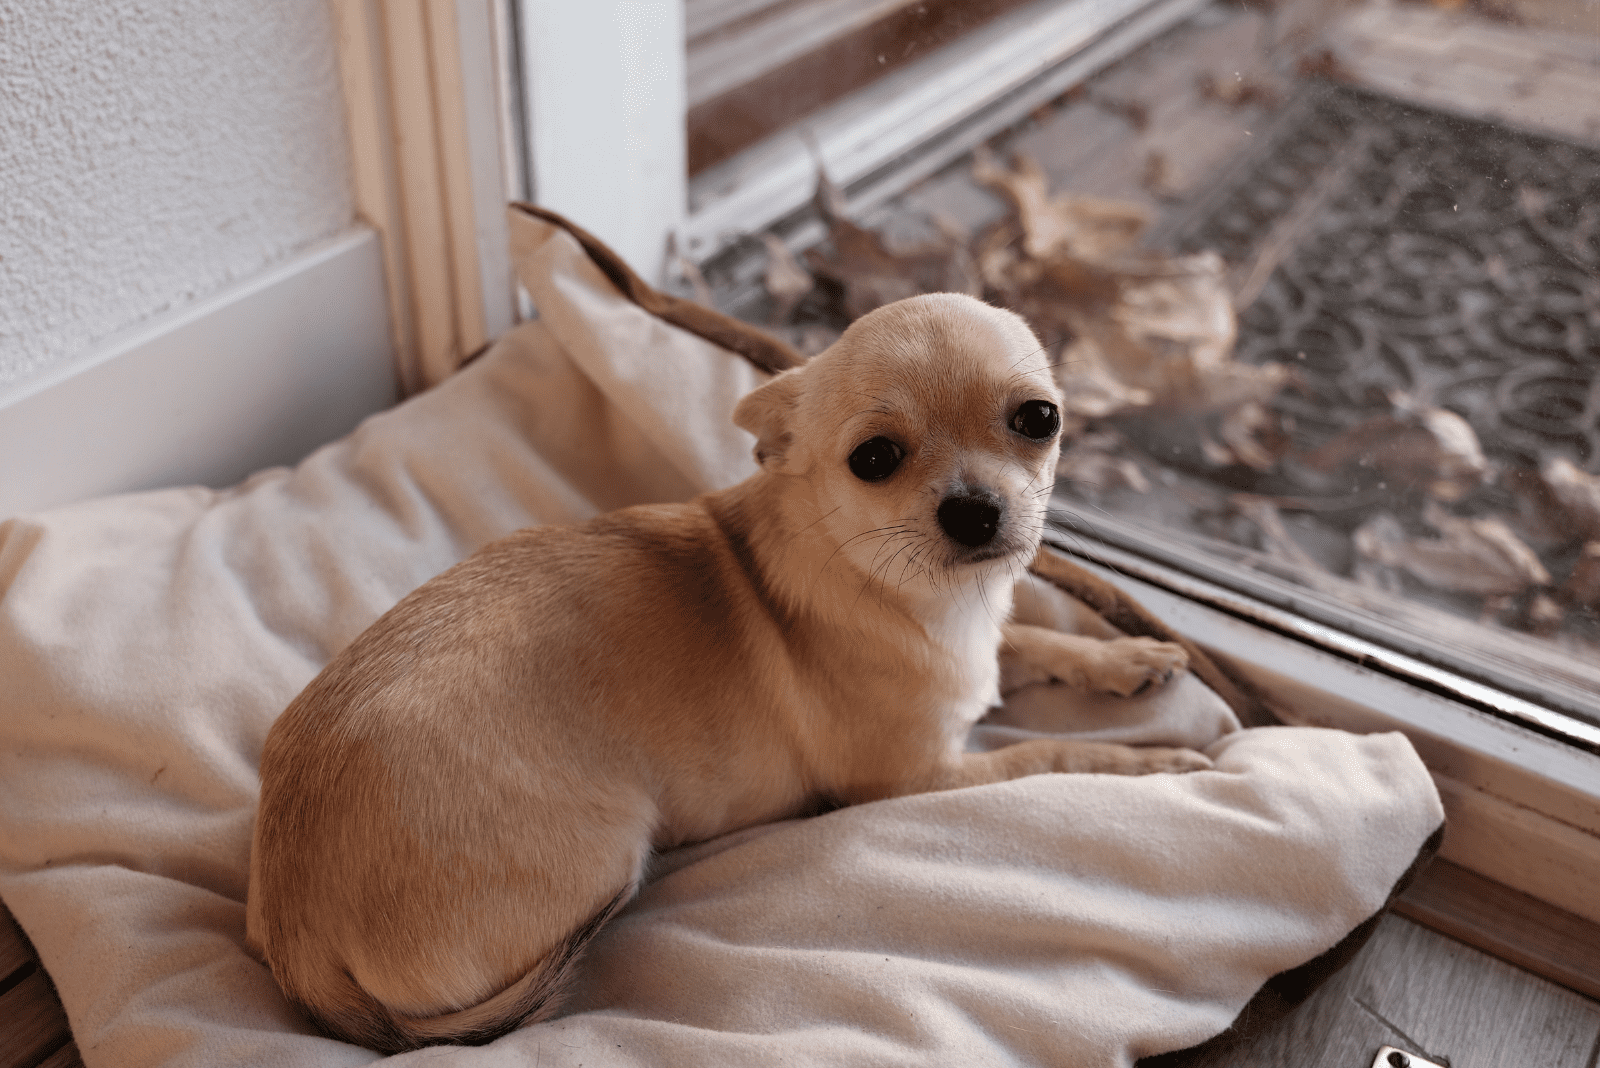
[
  {"left": 1047, "top": 506, "right": 1600, "bottom": 756},
  {"left": 682, "top": 0, "right": 1210, "bottom": 263}
]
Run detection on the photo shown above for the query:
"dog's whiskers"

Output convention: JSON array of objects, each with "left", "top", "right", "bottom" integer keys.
[
  {"left": 854, "top": 533, "right": 922, "bottom": 609},
  {"left": 863, "top": 528, "right": 920, "bottom": 584},
  {"left": 873, "top": 539, "right": 922, "bottom": 610},
  {"left": 788, "top": 505, "right": 842, "bottom": 542},
  {"left": 820, "top": 523, "right": 913, "bottom": 576},
  {"left": 1000, "top": 342, "right": 1051, "bottom": 382},
  {"left": 896, "top": 541, "right": 936, "bottom": 594}
]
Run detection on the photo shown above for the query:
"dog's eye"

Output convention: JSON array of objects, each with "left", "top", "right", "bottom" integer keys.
[
  {"left": 848, "top": 437, "right": 904, "bottom": 482},
  {"left": 1010, "top": 400, "right": 1061, "bottom": 441}
]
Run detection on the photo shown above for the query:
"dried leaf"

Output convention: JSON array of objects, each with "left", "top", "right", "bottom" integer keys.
[
  {"left": 1196, "top": 72, "right": 1282, "bottom": 110},
  {"left": 1141, "top": 151, "right": 1179, "bottom": 201},
  {"left": 1055, "top": 338, "right": 1154, "bottom": 426},
  {"left": 1306, "top": 398, "right": 1487, "bottom": 500},
  {"left": 761, "top": 234, "right": 814, "bottom": 325},
  {"left": 1234, "top": 496, "right": 1326, "bottom": 573},
  {"left": 1056, "top": 433, "right": 1150, "bottom": 496},
  {"left": 1296, "top": 49, "right": 1354, "bottom": 83},
  {"left": 1423, "top": 503, "right": 1550, "bottom": 587},
  {"left": 1354, "top": 504, "right": 1551, "bottom": 597},
  {"left": 1524, "top": 592, "right": 1565, "bottom": 636},
  {"left": 666, "top": 233, "right": 714, "bottom": 307},
  {"left": 1096, "top": 96, "right": 1149, "bottom": 132},
  {"left": 1540, "top": 456, "right": 1600, "bottom": 539},
  {"left": 929, "top": 211, "right": 972, "bottom": 245},
  {"left": 1199, "top": 434, "right": 1236, "bottom": 467},
  {"left": 972, "top": 148, "right": 1150, "bottom": 262},
  {"left": 976, "top": 236, "right": 1025, "bottom": 295},
  {"left": 1560, "top": 542, "right": 1600, "bottom": 609},
  {"left": 969, "top": 151, "right": 1284, "bottom": 426},
  {"left": 1413, "top": 406, "right": 1489, "bottom": 499},
  {"left": 1052, "top": 252, "right": 1286, "bottom": 415},
  {"left": 1498, "top": 464, "right": 1575, "bottom": 552},
  {"left": 1218, "top": 401, "right": 1288, "bottom": 471},
  {"left": 804, "top": 170, "right": 979, "bottom": 320},
  {"left": 1099, "top": 254, "right": 1236, "bottom": 359}
]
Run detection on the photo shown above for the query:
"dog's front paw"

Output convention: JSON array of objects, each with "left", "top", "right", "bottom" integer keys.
[
  {"left": 1091, "top": 637, "right": 1190, "bottom": 697},
  {"left": 1130, "top": 746, "right": 1213, "bottom": 775}
]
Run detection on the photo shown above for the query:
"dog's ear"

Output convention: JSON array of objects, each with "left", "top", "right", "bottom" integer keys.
[{"left": 733, "top": 369, "right": 804, "bottom": 467}]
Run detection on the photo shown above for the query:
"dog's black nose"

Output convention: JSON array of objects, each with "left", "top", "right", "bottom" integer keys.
[{"left": 937, "top": 493, "right": 1003, "bottom": 548}]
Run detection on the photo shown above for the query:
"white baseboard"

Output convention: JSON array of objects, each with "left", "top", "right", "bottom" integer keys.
[{"left": 0, "top": 227, "right": 397, "bottom": 519}]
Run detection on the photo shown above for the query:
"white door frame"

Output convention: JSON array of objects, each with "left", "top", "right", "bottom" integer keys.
[{"left": 517, "top": 0, "right": 689, "bottom": 286}]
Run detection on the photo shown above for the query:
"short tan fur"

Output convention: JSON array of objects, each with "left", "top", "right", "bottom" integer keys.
[{"left": 247, "top": 293, "right": 1205, "bottom": 1052}]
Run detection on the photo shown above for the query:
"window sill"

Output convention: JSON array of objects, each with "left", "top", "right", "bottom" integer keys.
[{"left": 1045, "top": 529, "right": 1600, "bottom": 929}]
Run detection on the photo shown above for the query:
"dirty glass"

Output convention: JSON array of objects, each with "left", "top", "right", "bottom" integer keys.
[{"left": 699, "top": 0, "right": 1600, "bottom": 731}]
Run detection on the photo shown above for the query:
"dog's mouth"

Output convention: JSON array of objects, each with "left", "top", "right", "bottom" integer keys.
[{"left": 947, "top": 535, "right": 1033, "bottom": 567}]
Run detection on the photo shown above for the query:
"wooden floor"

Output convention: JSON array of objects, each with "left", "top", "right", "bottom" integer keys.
[{"left": 1, "top": 907, "right": 78, "bottom": 1068}]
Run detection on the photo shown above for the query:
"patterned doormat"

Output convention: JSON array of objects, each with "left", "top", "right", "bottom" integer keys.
[
  {"left": 1124, "top": 83, "right": 1600, "bottom": 621},
  {"left": 1164, "top": 83, "right": 1599, "bottom": 479}
]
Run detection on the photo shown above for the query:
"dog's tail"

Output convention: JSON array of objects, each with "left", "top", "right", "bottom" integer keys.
[{"left": 300, "top": 886, "right": 634, "bottom": 1054}]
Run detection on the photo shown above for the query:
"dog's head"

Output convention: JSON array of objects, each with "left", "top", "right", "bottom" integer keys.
[{"left": 734, "top": 293, "right": 1061, "bottom": 602}]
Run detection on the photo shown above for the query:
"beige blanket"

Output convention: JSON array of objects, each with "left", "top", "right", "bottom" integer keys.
[{"left": 0, "top": 207, "right": 1444, "bottom": 1067}]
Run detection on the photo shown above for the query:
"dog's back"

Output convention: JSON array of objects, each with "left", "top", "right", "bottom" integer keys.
[{"left": 248, "top": 503, "right": 822, "bottom": 1050}]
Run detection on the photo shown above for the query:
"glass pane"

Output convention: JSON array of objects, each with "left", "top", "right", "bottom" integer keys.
[
  {"left": 711, "top": 0, "right": 1600, "bottom": 730},
  {"left": 685, "top": 0, "right": 1037, "bottom": 174}
]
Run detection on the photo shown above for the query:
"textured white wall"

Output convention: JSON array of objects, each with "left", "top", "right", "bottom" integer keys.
[{"left": 0, "top": 0, "right": 354, "bottom": 400}]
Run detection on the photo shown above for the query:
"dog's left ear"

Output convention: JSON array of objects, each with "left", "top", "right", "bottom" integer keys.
[{"left": 734, "top": 369, "right": 803, "bottom": 468}]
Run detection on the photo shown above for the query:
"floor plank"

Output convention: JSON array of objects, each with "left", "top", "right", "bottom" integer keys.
[
  {"left": 0, "top": 969, "right": 72, "bottom": 1068},
  {"left": 1169, "top": 914, "right": 1600, "bottom": 1068},
  {"left": 0, "top": 906, "right": 33, "bottom": 986},
  {"left": 1354, "top": 916, "right": 1600, "bottom": 1068},
  {"left": 1199, "top": 961, "right": 1399, "bottom": 1067},
  {"left": 1324, "top": 4, "right": 1600, "bottom": 147},
  {"left": 32, "top": 1043, "right": 83, "bottom": 1068}
]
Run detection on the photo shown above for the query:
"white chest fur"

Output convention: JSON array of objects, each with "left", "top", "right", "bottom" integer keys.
[{"left": 916, "top": 574, "right": 1012, "bottom": 753}]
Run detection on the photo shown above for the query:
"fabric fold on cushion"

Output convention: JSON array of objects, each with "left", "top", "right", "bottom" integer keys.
[
  {"left": 0, "top": 206, "right": 1443, "bottom": 1068},
  {"left": 371, "top": 728, "right": 1442, "bottom": 1068}
]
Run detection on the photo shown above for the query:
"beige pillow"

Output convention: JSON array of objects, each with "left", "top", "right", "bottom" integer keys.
[{"left": 0, "top": 206, "right": 1443, "bottom": 1067}]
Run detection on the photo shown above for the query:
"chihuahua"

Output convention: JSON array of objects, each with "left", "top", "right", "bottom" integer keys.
[{"left": 247, "top": 292, "right": 1207, "bottom": 1052}]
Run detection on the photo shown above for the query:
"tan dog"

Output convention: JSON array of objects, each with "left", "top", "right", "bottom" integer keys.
[{"left": 247, "top": 292, "right": 1207, "bottom": 1053}]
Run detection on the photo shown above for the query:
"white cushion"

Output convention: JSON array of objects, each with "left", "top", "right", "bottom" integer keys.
[{"left": 0, "top": 208, "right": 1444, "bottom": 1067}]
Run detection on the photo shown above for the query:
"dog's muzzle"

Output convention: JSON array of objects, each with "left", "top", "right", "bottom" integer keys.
[{"left": 937, "top": 492, "right": 1004, "bottom": 549}]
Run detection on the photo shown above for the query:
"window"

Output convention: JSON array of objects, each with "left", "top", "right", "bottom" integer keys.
[
  {"left": 425, "top": 0, "right": 1600, "bottom": 925},
  {"left": 512, "top": 0, "right": 1209, "bottom": 273}
]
